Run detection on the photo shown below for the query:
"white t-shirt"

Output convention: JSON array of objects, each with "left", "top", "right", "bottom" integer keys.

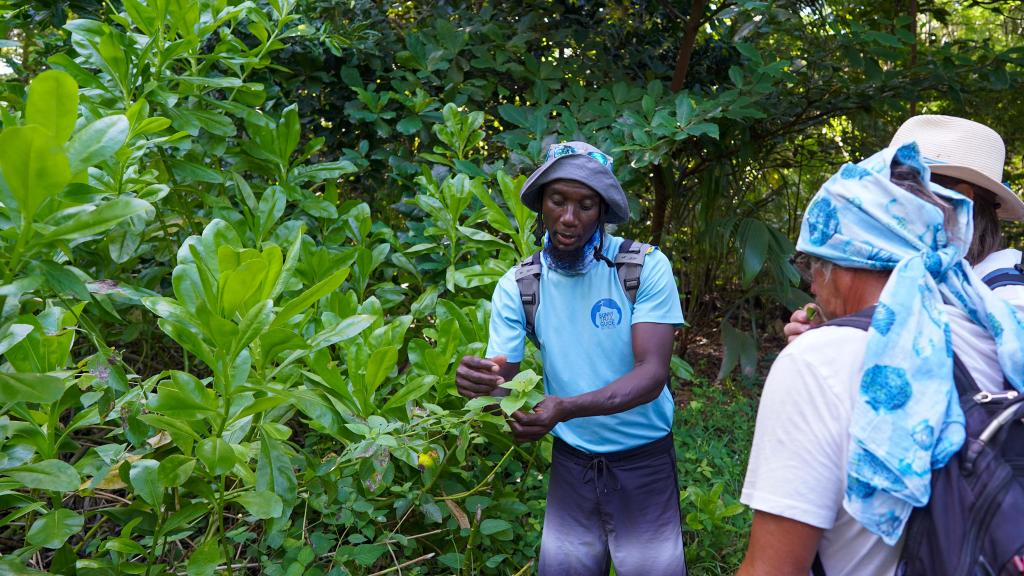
[
  {"left": 975, "top": 248, "right": 1024, "bottom": 309},
  {"left": 741, "top": 305, "right": 1004, "bottom": 576}
]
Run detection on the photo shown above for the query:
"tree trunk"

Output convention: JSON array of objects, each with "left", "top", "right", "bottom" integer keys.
[
  {"left": 657, "top": 0, "right": 709, "bottom": 241},
  {"left": 909, "top": 0, "right": 918, "bottom": 115},
  {"left": 671, "top": 0, "right": 710, "bottom": 92},
  {"left": 650, "top": 166, "right": 670, "bottom": 245}
]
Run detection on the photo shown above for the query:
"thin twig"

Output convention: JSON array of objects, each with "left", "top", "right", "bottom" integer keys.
[
  {"left": 379, "top": 528, "right": 445, "bottom": 545},
  {"left": 91, "top": 491, "right": 133, "bottom": 505},
  {"left": 511, "top": 560, "right": 534, "bottom": 576},
  {"left": 366, "top": 553, "right": 435, "bottom": 576},
  {"left": 174, "top": 563, "right": 261, "bottom": 576}
]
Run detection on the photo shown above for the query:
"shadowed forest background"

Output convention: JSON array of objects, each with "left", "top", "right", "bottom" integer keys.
[{"left": 0, "top": 0, "right": 1022, "bottom": 574}]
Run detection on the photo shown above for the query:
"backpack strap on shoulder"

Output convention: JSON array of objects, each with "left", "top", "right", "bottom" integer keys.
[
  {"left": 817, "top": 305, "right": 876, "bottom": 330},
  {"left": 515, "top": 252, "right": 542, "bottom": 348},
  {"left": 981, "top": 265, "right": 1024, "bottom": 290},
  {"left": 615, "top": 239, "right": 653, "bottom": 305}
]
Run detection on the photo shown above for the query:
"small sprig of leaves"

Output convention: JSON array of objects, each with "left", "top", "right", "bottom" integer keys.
[{"left": 465, "top": 369, "right": 544, "bottom": 416}]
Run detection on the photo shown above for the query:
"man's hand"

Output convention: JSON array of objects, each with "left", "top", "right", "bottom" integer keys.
[
  {"left": 509, "top": 396, "right": 568, "bottom": 442},
  {"left": 784, "top": 304, "right": 822, "bottom": 343},
  {"left": 456, "top": 355, "right": 509, "bottom": 399}
]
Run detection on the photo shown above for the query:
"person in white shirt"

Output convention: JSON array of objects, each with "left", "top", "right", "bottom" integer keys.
[
  {"left": 737, "top": 143, "right": 1024, "bottom": 576},
  {"left": 785, "top": 115, "right": 1024, "bottom": 342}
]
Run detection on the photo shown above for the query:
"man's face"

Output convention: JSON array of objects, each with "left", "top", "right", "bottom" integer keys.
[
  {"left": 541, "top": 179, "right": 602, "bottom": 253},
  {"left": 809, "top": 261, "right": 843, "bottom": 321},
  {"left": 809, "top": 260, "right": 890, "bottom": 321}
]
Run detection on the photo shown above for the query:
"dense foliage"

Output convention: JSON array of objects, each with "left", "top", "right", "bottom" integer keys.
[{"left": 0, "top": 0, "right": 1021, "bottom": 574}]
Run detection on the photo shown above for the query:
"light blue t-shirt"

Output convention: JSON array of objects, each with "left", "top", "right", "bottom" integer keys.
[{"left": 486, "top": 234, "right": 685, "bottom": 453}]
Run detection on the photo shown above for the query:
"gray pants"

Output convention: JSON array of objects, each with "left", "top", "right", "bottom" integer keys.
[{"left": 538, "top": 433, "right": 687, "bottom": 576}]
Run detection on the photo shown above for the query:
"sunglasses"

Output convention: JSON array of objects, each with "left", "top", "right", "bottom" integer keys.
[
  {"left": 789, "top": 252, "right": 827, "bottom": 284},
  {"left": 545, "top": 143, "right": 615, "bottom": 171},
  {"left": 930, "top": 174, "right": 1002, "bottom": 209}
]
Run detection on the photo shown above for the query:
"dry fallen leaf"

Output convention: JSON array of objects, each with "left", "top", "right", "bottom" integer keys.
[{"left": 445, "top": 499, "right": 470, "bottom": 529}]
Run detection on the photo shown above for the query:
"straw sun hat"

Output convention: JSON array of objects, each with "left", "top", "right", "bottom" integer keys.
[{"left": 889, "top": 114, "right": 1024, "bottom": 221}]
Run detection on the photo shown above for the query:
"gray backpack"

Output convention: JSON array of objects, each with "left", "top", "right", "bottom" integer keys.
[{"left": 514, "top": 239, "right": 653, "bottom": 348}]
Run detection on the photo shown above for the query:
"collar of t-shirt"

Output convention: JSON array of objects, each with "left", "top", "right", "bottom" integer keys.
[{"left": 974, "top": 247, "right": 1022, "bottom": 279}]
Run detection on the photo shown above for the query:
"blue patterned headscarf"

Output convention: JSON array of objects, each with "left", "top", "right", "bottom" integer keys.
[{"left": 796, "top": 143, "right": 1024, "bottom": 544}]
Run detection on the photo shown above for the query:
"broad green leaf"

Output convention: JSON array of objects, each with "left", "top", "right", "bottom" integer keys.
[
  {"left": 0, "top": 324, "right": 33, "bottom": 357},
  {"left": 168, "top": 0, "right": 200, "bottom": 37},
  {"left": 26, "top": 70, "right": 78, "bottom": 143},
  {"left": 7, "top": 459, "right": 80, "bottom": 491},
  {"left": 95, "top": 31, "right": 127, "bottom": 83},
  {"left": 158, "top": 318, "right": 215, "bottom": 368},
  {"left": 256, "top": 435, "right": 296, "bottom": 507},
  {"left": 269, "top": 224, "right": 304, "bottom": 299},
  {"left": 187, "top": 538, "right": 222, "bottom": 576},
  {"left": 258, "top": 245, "right": 284, "bottom": 301},
  {"left": 176, "top": 76, "right": 243, "bottom": 88},
  {"left": 26, "top": 509, "right": 83, "bottom": 549},
  {"left": 137, "top": 414, "right": 201, "bottom": 441},
  {"left": 351, "top": 544, "right": 387, "bottom": 567},
  {"left": 148, "top": 368, "right": 216, "bottom": 414},
  {"left": 0, "top": 372, "right": 65, "bottom": 404},
  {"left": 499, "top": 370, "right": 542, "bottom": 394},
  {"left": 219, "top": 258, "right": 267, "bottom": 317},
  {"left": 271, "top": 267, "right": 349, "bottom": 328},
  {"left": 168, "top": 158, "right": 225, "bottom": 183},
  {"left": 0, "top": 125, "right": 71, "bottom": 220},
  {"left": 381, "top": 375, "right": 437, "bottom": 411},
  {"left": 232, "top": 299, "right": 274, "bottom": 356},
  {"left": 396, "top": 115, "right": 423, "bottom": 135},
  {"left": 278, "top": 104, "right": 300, "bottom": 165},
  {"left": 306, "top": 314, "right": 376, "bottom": 351},
  {"left": 737, "top": 218, "right": 771, "bottom": 287},
  {"left": 410, "top": 285, "right": 440, "bottom": 319},
  {"left": 42, "top": 197, "right": 153, "bottom": 242},
  {"left": 129, "top": 459, "right": 163, "bottom": 507},
  {"left": 157, "top": 455, "right": 195, "bottom": 488},
  {"left": 0, "top": 558, "right": 50, "bottom": 575},
  {"left": 718, "top": 321, "right": 758, "bottom": 380},
  {"left": 67, "top": 115, "right": 129, "bottom": 174},
  {"left": 257, "top": 186, "right": 286, "bottom": 241},
  {"left": 479, "top": 518, "right": 512, "bottom": 535},
  {"left": 32, "top": 261, "right": 89, "bottom": 300},
  {"left": 197, "top": 438, "right": 236, "bottom": 476},
  {"left": 360, "top": 346, "right": 398, "bottom": 409},
  {"left": 142, "top": 297, "right": 203, "bottom": 332},
  {"left": 499, "top": 395, "right": 528, "bottom": 415},
  {"left": 123, "top": 0, "right": 157, "bottom": 35},
  {"left": 108, "top": 225, "right": 142, "bottom": 264},
  {"left": 233, "top": 490, "right": 283, "bottom": 519},
  {"left": 160, "top": 503, "right": 208, "bottom": 537}
]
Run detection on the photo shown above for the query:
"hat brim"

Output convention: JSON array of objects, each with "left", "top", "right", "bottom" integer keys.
[
  {"left": 520, "top": 156, "right": 630, "bottom": 224},
  {"left": 929, "top": 164, "right": 1024, "bottom": 221}
]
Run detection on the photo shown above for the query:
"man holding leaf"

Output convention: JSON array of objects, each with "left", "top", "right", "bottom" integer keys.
[{"left": 456, "top": 142, "right": 687, "bottom": 576}]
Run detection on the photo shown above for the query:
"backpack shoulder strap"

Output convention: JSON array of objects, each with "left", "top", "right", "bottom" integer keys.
[
  {"left": 981, "top": 266, "right": 1024, "bottom": 290},
  {"left": 817, "top": 305, "right": 876, "bottom": 330},
  {"left": 812, "top": 554, "right": 827, "bottom": 576},
  {"left": 515, "top": 251, "right": 542, "bottom": 348},
  {"left": 615, "top": 239, "right": 653, "bottom": 305}
]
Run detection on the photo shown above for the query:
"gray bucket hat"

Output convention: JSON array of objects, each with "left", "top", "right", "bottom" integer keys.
[{"left": 520, "top": 141, "right": 630, "bottom": 224}]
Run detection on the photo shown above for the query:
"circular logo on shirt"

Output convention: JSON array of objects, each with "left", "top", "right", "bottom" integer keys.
[{"left": 591, "top": 298, "right": 623, "bottom": 329}]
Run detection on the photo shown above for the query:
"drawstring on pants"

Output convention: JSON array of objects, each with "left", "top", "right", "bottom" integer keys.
[{"left": 582, "top": 457, "right": 621, "bottom": 495}]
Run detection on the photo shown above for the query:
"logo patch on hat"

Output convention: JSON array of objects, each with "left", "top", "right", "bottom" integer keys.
[{"left": 590, "top": 298, "right": 623, "bottom": 329}]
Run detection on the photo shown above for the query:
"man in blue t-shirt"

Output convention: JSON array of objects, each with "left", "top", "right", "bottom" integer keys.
[{"left": 456, "top": 141, "right": 687, "bottom": 576}]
